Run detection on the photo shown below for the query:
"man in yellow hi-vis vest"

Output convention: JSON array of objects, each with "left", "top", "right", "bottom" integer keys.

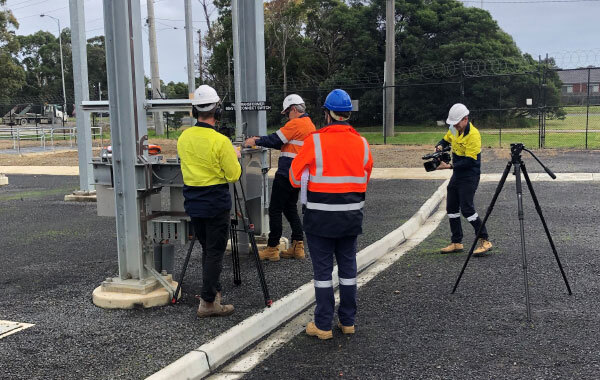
[
  {"left": 436, "top": 103, "right": 492, "bottom": 256},
  {"left": 178, "top": 85, "right": 241, "bottom": 318}
]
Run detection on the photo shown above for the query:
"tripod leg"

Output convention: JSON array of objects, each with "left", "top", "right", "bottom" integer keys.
[
  {"left": 514, "top": 162, "right": 532, "bottom": 320},
  {"left": 171, "top": 237, "right": 196, "bottom": 304},
  {"left": 231, "top": 221, "right": 242, "bottom": 285},
  {"left": 249, "top": 231, "right": 273, "bottom": 307},
  {"left": 453, "top": 161, "right": 512, "bottom": 293},
  {"left": 521, "top": 164, "right": 572, "bottom": 295}
]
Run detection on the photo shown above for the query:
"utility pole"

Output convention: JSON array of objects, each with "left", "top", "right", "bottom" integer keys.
[
  {"left": 384, "top": 0, "right": 395, "bottom": 137},
  {"left": 184, "top": 0, "right": 195, "bottom": 96},
  {"left": 198, "top": 29, "right": 203, "bottom": 84},
  {"left": 146, "top": 0, "right": 164, "bottom": 135},
  {"left": 66, "top": 1, "right": 93, "bottom": 192}
]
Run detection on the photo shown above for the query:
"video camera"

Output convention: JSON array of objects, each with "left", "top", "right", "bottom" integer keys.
[
  {"left": 422, "top": 146, "right": 451, "bottom": 172},
  {"left": 217, "top": 124, "right": 236, "bottom": 139}
]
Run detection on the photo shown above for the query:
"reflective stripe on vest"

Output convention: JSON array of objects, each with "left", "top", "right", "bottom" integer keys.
[
  {"left": 276, "top": 129, "right": 288, "bottom": 143},
  {"left": 290, "top": 166, "right": 301, "bottom": 186},
  {"left": 312, "top": 134, "right": 369, "bottom": 184},
  {"left": 306, "top": 201, "right": 364, "bottom": 211},
  {"left": 289, "top": 140, "right": 304, "bottom": 146},
  {"left": 281, "top": 152, "right": 297, "bottom": 158}
]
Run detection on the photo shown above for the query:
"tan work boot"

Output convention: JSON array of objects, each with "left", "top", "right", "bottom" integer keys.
[
  {"left": 473, "top": 238, "right": 493, "bottom": 256},
  {"left": 196, "top": 298, "right": 234, "bottom": 318},
  {"left": 281, "top": 240, "right": 305, "bottom": 259},
  {"left": 337, "top": 321, "right": 355, "bottom": 335},
  {"left": 306, "top": 322, "right": 333, "bottom": 340},
  {"left": 258, "top": 245, "right": 280, "bottom": 261},
  {"left": 440, "top": 243, "right": 464, "bottom": 254}
]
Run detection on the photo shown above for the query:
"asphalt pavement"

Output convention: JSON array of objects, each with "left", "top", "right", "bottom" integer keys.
[
  {"left": 244, "top": 180, "right": 600, "bottom": 380},
  {"left": 0, "top": 175, "right": 442, "bottom": 380}
]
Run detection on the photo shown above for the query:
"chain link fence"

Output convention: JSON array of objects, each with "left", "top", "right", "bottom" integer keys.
[{"left": 2, "top": 56, "right": 599, "bottom": 149}]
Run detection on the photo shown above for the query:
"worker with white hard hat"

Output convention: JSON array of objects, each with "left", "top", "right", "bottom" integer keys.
[
  {"left": 178, "top": 84, "right": 241, "bottom": 318},
  {"left": 435, "top": 103, "right": 492, "bottom": 256},
  {"left": 244, "top": 94, "right": 316, "bottom": 262}
]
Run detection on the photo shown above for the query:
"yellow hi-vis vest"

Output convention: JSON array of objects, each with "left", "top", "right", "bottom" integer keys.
[{"left": 177, "top": 125, "right": 241, "bottom": 187}]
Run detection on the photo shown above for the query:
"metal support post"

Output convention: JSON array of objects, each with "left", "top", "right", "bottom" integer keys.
[
  {"left": 184, "top": 0, "right": 195, "bottom": 96},
  {"left": 231, "top": 0, "right": 269, "bottom": 245},
  {"left": 147, "top": 0, "right": 164, "bottom": 135},
  {"left": 586, "top": 67, "right": 591, "bottom": 149},
  {"left": 69, "top": 0, "right": 94, "bottom": 191},
  {"left": 104, "top": 0, "right": 150, "bottom": 281},
  {"left": 384, "top": 0, "right": 395, "bottom": 138},
  {"left": 231, "top": 0, "right": 267, "bottom": 138}
]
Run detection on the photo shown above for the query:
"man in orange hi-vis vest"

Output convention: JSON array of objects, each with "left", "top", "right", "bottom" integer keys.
[
  {"left": 289, "top": 89, "right": 373, "bottom": 340},
  {"left": 245, "top": 94, "right": 316, "bottom": 261}
]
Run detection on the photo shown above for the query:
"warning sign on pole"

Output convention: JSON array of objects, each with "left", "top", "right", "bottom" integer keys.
[{"left": 225, "top": 101, "right": 272, "bottom": 112}]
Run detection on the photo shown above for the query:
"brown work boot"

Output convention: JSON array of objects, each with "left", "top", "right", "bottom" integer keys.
[
  {"left": 473, "top": 238, "right": 493, "bottom": 256},
  {"left": 306, "top": 322, "right": 333, "bottom": 340},
  {"left": 337, "top": 321, "right": 355, "bottom": 335},
  {"left": 258, "top": 245, "right": 280, "bottom": 261},
  {"left": 280, "top": 240, "right": 305, "bottom": 259},
  {"left": 440, "top": 243, "right": 464, "bottom": 254},
  {"left": 196, "top": 298, "right": 234, "bottom": 318}
]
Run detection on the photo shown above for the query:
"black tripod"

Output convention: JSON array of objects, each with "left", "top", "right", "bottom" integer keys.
[
  {"left": 452, "top": 143, "right": 571, "bottom": 320},
  {"left": 171, "top": 181, "right": 272, "bottom": 307}
]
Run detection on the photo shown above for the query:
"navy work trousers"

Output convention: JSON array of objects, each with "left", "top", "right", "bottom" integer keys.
[
  {"left": 191, "top": 209, "right": 230, "bottom": 303},
  {"left": 268, "top": 174, "right": 304, "bottom": 247},
  {"left": 446, "top": 175, "right": 488, "bottom": 243},
  {"left": 306, "top": 233, "right": 358, "bottom": 331}
]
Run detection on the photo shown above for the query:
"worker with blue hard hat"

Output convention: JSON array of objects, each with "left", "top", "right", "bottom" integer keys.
[{"left": 289, "top": 88, "right": 373, "bottom": 340}]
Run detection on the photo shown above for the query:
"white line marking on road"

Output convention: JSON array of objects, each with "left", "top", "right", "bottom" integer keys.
[
  {"left": 0, "top": 320, "right": 35, "bottom": 340},
  {"left": 207, "top": 207, "right": 447, "bottom": 380}
]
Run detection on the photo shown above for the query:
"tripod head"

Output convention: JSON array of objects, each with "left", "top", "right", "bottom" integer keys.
[{"left": 510, "top": 143, "right": 556, "bottom": 179}]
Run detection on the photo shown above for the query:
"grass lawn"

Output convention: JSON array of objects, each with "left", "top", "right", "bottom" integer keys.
[{"left": 361, "top": 130, "right": 600, "bottom": 149}]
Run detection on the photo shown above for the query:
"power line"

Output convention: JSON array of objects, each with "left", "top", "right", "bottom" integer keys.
[
  {"left": 8, "top": 0, "right": 48, "bottom": 11},
  {"left": 154, "top": 17, "right": 208, "bottom": 24},
  {"left": 4, "top": 0, "right": 45, "bottom": 7},
  {"left": 463, "top": 0, "right": 599, "bottom": 3}
]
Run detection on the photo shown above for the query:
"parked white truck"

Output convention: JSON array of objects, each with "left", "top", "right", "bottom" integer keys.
[{"left": 2, "top": 104, "right": 68, "bottom": 126}]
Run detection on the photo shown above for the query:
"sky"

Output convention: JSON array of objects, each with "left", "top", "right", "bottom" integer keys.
[{"left": 4, "top": 0, "right": 600, "bottom": 85}]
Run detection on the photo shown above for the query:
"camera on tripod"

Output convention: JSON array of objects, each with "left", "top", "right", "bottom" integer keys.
[
  {"left": 217, "top": 124, "right": 236, "bottom": 139},
  {"left": 422, "top": 146, "right": 451, "bottom": 172}
]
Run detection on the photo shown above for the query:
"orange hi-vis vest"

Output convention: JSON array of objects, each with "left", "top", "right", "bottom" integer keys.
[
  {"left": 289, "top": 122, "right": 373, "bottom": 238},
  {"left": 277, "top": 115, "right": 316, "bottom": 159},
  {"left": 256, "top": 114, "right": 316, "bottom": 177}
]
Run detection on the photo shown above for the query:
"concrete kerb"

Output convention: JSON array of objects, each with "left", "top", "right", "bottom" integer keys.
[{"left": 147, "top": 179, "right": 450, "bottom": 380}]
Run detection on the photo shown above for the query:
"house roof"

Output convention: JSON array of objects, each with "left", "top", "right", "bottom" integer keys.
[{"left": 557, "top": 68, "right": 600, "bottom": 84}]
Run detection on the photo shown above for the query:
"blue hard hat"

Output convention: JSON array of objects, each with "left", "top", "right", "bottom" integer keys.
[{"left": 323, "top": 89, "right": 353, "bottom": 112}]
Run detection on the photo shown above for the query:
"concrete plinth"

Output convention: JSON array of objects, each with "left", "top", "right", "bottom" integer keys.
[
  {"left": 92, "top": 275, "right": 178, "bottom": 309},
  {"left": 0, "top": 174, "right": 7, "bottom": 186},
  {"left": 64, "top": 190, "right": 97, "bottom": 202}
]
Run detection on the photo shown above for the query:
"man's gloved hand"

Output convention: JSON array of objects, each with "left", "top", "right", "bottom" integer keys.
[{"left": 244, "top": 136, "right": 258, "bottom": 148}]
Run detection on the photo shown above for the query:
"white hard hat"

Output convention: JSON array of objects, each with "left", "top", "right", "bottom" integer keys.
[
  {"left": 191, "top": 85, "right": 220, "bottom": 111},
  {"left": 281, "top": 94, "right": 304, "bottom": 114},
  {"left": 446, "top": 103, "right": 469, "bottom": 125}
]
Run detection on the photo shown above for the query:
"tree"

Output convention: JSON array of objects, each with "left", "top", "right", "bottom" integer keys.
[
  {"left": 0, "top": 1, "right": 25, "bottom": 104},
  {"left": 264, "top": 0, "right": 304, "bottom": 95}
]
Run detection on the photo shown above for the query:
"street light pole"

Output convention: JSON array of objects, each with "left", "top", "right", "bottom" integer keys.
[{"left": 41, "top": 14, "right": 68, "bottom": 124}]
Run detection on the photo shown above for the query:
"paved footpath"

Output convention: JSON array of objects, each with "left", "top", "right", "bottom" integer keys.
[{"left": 239, "top": 180, "right": 600, "bottom": 380}]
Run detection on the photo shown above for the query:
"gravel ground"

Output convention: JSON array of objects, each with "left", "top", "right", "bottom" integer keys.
[
  {"left": 245, "top": 180, "right": 600, "bottom": 380},
  {"left": 0, "top": 175, "right": 442, "bottom": 380}
]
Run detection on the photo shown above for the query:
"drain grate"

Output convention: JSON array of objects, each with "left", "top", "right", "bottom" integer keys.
[{"left": 0, "top": 320, "right": 34, "bottom": 339}]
